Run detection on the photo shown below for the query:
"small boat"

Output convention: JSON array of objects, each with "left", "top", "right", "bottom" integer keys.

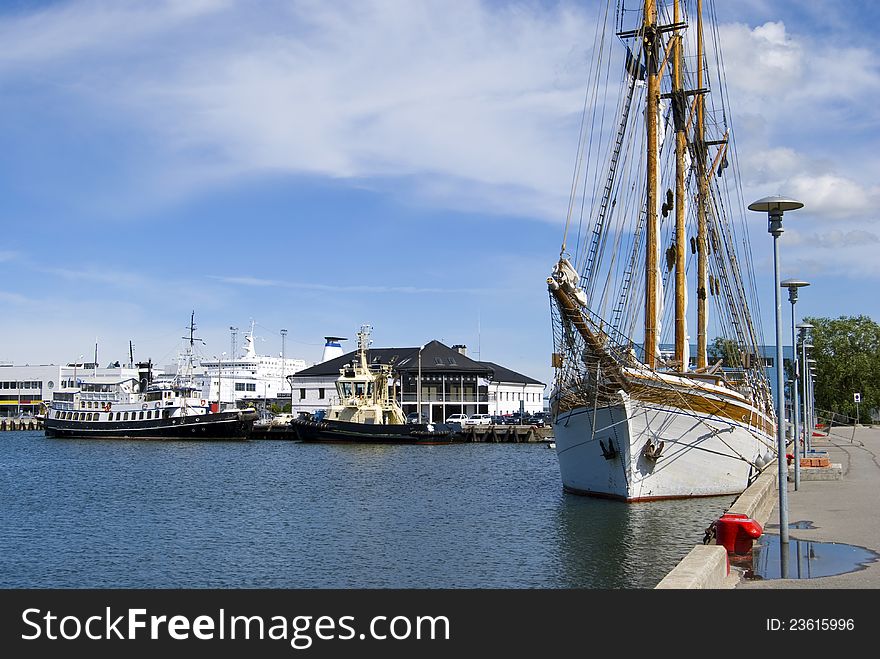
[
  {"left": 290, "top": 325, "right": 457, "bottom": 444},
  {"left": 547, "top": 0, "right": 776, "bottom": 500},
  {"left": 44, "top": 313, "right": 258, "bottom": 440}
]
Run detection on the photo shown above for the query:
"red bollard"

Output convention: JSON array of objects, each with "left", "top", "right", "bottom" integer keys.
[{"left": 715, "top": 513, "right": 763, "bottom": 555}]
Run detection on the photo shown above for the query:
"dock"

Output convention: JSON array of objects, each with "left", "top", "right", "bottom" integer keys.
[
  {"left": 0, "top": 417, "right": 43, "bottom": 431},
  {"left": 657, "top": 423, "right": 880, "bottom": 588},
  {"left": 250, "top": 423, "right": 552, "bottom": 443}
]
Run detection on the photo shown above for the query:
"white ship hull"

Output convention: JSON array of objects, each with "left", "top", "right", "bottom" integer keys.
[{"left": 553, "top": 396, "right": 774, "bottom": 501}]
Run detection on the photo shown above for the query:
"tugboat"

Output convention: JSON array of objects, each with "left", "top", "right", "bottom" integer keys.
[
  {"left": 290, "top": 325, "right": 456, "bottom": 444},
  {"left": 44, "top": 313, "right": 258, "bottom": 440}
]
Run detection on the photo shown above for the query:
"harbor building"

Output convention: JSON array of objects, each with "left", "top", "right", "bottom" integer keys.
[
  {"left": 288, "top": 339, "right": 545, "bottom": 422},
  {"left": 0, "top": 361, "right": 153, "bottom": 418}
]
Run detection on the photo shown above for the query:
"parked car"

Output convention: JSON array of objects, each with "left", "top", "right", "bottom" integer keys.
[
  {"left": 445, "top": 413, "right": 469, "bottom": 426},
  {"left": 406, "top": 412, "right": 428, "bottom": 424},
  {"left": 490, "top": 415, "right": 507, "bottom": 425},
  {"left": 465, "top": 413, "right": 492, "bottom": 426},
  {"left": 505, "top": 413, "right": 524, "bottom": 425},
  {"left": 528, "top": 412, "right": 548, "bottom": 427}
]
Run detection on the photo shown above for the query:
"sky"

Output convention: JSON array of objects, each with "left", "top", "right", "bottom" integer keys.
[{"left": 0, "top": 0, "right": 878, "bottom": 391}]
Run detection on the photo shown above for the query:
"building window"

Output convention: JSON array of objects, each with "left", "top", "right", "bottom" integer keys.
[
  {"left": 300, "top": 388, "right": 306, "bottom": 400},
  {"left": 319, "top": 388, "right": 325, "bottom": 399}
]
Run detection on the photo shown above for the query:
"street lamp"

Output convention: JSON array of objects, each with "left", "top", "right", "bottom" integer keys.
[
  {"left": 230, "top": 327, "right": 238, "bottom": 404},
  {"left": 798, "top": 322, "right": 813, "bottom": 452},
  {"left": 217, "top": 352, "right": 226, "bottom": 411},
  {"left": 808, "top": 358, "right": 817, "bottom": 440},
  {"left": 782, "top": 279, "right": 809, "bottom": 490},
  {"left": 280, "top": 329, "right": 288, "bottom": 395},
  {"left": 417, "top": 344, "right": 426, "bottom": 423},
  {"left": 749, "top": 195, "right": 804, "bottom": 547}
]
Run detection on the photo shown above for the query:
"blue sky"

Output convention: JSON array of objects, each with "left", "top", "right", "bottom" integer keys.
[{"left": 1, "top": 0, "right": 878, "bottom": 391}]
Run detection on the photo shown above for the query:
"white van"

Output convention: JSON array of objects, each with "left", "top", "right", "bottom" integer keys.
[
  {"left": 445, "top": 413, "right": 468, "bottom": 425},
  {"left": 465, "top": 413, "right": 492, "bottom": 426}
]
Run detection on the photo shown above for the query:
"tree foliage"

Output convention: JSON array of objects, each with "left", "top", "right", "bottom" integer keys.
[
  {"left": 802, "top": 315, "right": 880, "bottom": 423},
  {"left": 707, "top": 336, "right": 741, "bottom": 368}
]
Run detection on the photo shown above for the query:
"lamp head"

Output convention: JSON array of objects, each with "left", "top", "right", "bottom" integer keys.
[
  {"left": 781, "top": 278, "right": 810, "bottom": 303},
  {"left": 749, "top": 196, "right": 804, "bottom": 236}
]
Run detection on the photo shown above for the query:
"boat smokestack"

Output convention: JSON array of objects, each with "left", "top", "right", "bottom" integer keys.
[
  {"left": 322, "top": 337, "right": 347, "bottom": 362},
  {"left": 136, "top": 360, "right": 153, "bottom": 393}
]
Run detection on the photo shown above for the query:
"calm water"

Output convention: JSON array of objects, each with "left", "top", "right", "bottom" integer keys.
[{"left": 0, "top": 431, "right": 733, "bottom": 589}]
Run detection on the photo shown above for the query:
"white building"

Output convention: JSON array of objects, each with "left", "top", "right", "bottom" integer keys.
[{"left": 0, "top": 360, "right": 152, "bottom": 417}]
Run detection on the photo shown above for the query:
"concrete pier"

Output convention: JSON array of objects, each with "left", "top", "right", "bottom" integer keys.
[
  {"left": 249, "top": 423, "right": 552, "bottom": 442},
  {"left": 0, "top": 417, "right": 43, "bottom": 431},
  {"left": 657, "top": 424, "right": 880, "bottom": 588}
]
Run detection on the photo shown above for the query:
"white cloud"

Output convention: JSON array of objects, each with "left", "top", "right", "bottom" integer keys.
[
  {"left": 0, "top": 0, "right": 591, "bottom": 221},
  {"left": 719, "top": 21, "right": 804, "bottom": 97},
  {"left": 788, "top": 175, "right": 880, "bottom": 220},
  {"left": 786, "top": 229, "right": 880, "bottom": 248},
  {"left": 210, "top": 275, "right": 494, "bottom": 295},
  {"left": 0, "top": 0, "right": 231, "bottom": 69}
]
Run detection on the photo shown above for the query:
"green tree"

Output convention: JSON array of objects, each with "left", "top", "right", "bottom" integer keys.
[
  {"left": 707, "top": 336, "right": 742, "bottom": 368},
  {"left": 803, "top": 315, "right": 880, "bottom": 424}
]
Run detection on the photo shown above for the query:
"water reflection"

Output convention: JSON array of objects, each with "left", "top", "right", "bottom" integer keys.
[
  {"left": 746, "top": 534, "right": 880, "bottom": 580},
  {"left": 555, "top": 493, "right": 735, "bottom": 588}
]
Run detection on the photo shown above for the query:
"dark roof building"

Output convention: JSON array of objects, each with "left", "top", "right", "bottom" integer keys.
[{"left": 289, "top": 339, "right": 545, "bottom": 421}]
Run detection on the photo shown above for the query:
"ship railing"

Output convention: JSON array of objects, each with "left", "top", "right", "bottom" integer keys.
[{"left": 577, "top": 305, "right": 646, "bottom": 366}]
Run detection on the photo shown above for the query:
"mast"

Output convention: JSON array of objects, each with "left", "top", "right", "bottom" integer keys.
[
  {"left": 695, "top": 0, "right": 709, "bottom": 369},
  {"left": 643, "top": 0, "right": 660, "bottom": 369},
  {"left": 357, "top": 324, "right": 371, "bottom": 372},
  {"left": 672, "top": 0, "right": 687, "bottom": 369},
  {"left": 181, "top": 311, "right": 201, "bottom": 385}
]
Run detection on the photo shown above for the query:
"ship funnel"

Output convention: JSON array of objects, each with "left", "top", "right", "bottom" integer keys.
[
  {"left": 136, "top": 360, "right": 153, "bottom": 393},
  {"left": 322, "top": 336, "right": 347, "bottom": 362}
]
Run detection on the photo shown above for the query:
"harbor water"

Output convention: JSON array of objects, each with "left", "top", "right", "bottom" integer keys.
[{"left": 0, "top": 431, "right": 733, "bottom": 589}]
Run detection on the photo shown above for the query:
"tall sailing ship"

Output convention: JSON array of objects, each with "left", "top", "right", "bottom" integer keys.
[{"left": 547, "top": 0, "right": 776, "bottom": 501}]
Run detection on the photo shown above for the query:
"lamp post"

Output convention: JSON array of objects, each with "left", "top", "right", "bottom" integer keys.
[
  {"left": 230, "top": 327, "right": 238, "bottom": 404},
  {"left": 218, "top": 352, "right": 226, "bottom": 410},
  {"left": 798, "top": 323, "right": 813, "bottom": 452},
  {"left": 417, "top": 344, "right": 426, "bottom": 423},
  {"left": 281, "top": 328, "right": 288, "bottom": 397},
  {"left": 808, "top": 359, "right": 817, "bottom": 439},
  {"left": 749, "top": 195, "right": 803, "bottom": 547},
  {"left": 781, "top": 279, "right": 809, "bottom": 490}
]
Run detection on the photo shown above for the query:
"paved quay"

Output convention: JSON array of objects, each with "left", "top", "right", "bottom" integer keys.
[
  {"left": 734, "top": 424, "right": 880, "bottom": 589},
  {"left": 657, "top": 424, "right": 880, "bottom": 589}
]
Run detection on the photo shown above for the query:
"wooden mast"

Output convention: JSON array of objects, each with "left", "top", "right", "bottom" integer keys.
[
  {"left": 644, "top": 0, "right": 660, "bottom": 369},
  {"left": 673, "top": 0, "right": 687, "bottom": 370},
  {"left": 695, "top": 0, "right": 709, "bottom": 369}
]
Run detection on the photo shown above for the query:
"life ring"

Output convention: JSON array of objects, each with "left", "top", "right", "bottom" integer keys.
[{"left": 200, "top": 400, "right": 206, "bottom": 406}]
